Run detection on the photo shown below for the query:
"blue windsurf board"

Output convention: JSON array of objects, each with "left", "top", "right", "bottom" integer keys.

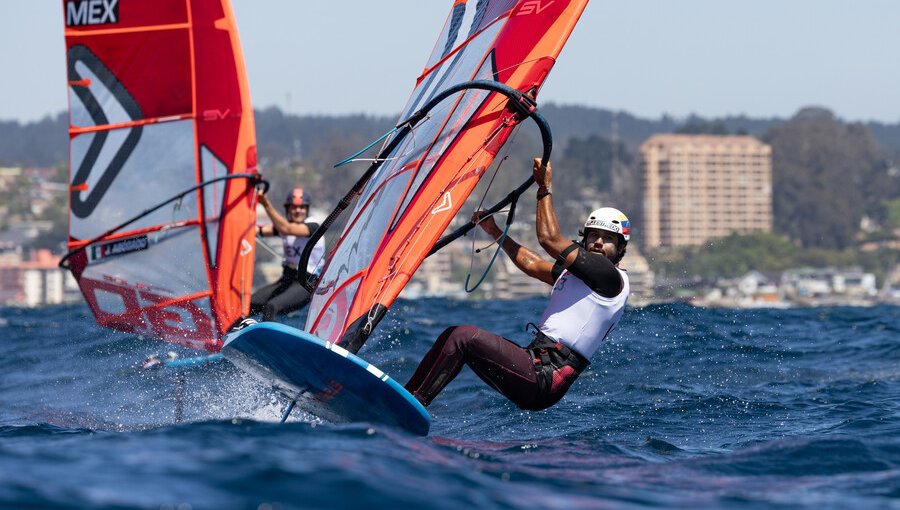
[{"left": 222, "top": 322, "right": 430, "bottom": 436}]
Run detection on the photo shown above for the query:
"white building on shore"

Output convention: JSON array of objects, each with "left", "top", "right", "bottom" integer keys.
[{"left": 0, "top": 249, "right": 80, "bottom": 307}]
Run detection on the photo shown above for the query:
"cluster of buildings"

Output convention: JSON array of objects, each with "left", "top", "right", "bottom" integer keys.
[
  {"left": 1, "top": 166, "right": 82, "bottom": 307},
  {"left": 691, "top": 266, "right": 896, "bottom": 308},
  {"left": 3, "top": 134, "right": 899, "bottom": 308},
  {"left": 637, "top": 134, "right": 897, "bottom": 307},
  {"left": 0, "top": 247, "right": 80, "bottom": 306},
  {"left": 404, "top": 134, "right": 772, "bottom": 303},
  {"left": 404, "top": 134, "right": 899, "bottom": 307}
]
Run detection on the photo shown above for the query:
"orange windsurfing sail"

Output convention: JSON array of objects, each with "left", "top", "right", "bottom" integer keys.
[
  {"left": 60, "top": 0, "right": 260, "bottom": 352},
  {"left": 300, "top": 0, "right": 589, "bottom": 352}
]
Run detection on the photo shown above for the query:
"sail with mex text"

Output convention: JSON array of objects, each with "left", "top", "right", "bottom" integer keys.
[
  {"left": 60, "top": 0, "right": 261, "bottom": 352},
  {"left": 299, "top": 0, "right": 589, "bottom": 353}
]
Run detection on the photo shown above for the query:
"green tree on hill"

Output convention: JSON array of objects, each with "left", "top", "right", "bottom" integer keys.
[
  {"left": 886, "top": 198, "right": 900, "bottom": 229},
  {"left": 653, "top": 232, "right": 798, "bottom": 280},
  {"left": 763, "top": 107, "right": 887, "bottom": 249},
  {"left": 675, "top": 117, "right": 730, "bottom": 135},
  {"left": 553, "top": 134, "right": 640, "bottom": 231}
]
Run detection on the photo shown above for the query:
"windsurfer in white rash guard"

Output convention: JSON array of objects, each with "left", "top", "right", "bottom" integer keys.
[
  {"left": 405, "top": 158, "right": 631, "bottom": 411},
  {"left": 251, "top": 187, "right": 325, "bottom": 322}
]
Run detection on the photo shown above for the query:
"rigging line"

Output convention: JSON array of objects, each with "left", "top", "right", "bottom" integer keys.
[
  {"left": 470, "top": 209, "right": 512, "bottom": 252},
  {"left": 363, "top": 97, "right": 529, "bottom": 323},
  {"left": 484, "top": 56, "right": 548, "bottom": 84},
  {"left": 59, "top": 173, "right": 267, "bottom": 269},
  {"left": 381, "top": 104, "right": 515, "bottom": 283},
  {"left": 295, "top": 123, "right": 418, "bottom": 292},
  {"left": 379, "top": 117, "right": 423, "bottom": 157},
  {"left": 337, "top": 90, "right": 515, "bottom": 324},
  {"left": 428, "top": 105, "right": 552, "bottom": 257},
  {"left": 335, "top": 115, "right": 430, "bottom": 169},
  {"left": 465, "top": 120, "right": 520, "bottom": 286},
  {"left": 296, "top": 79, "right": 545, "bottom": 293},
  {"left": 364, "top": 269, "right": 393, "bottom": 336},
  {"left": 466, "top": 222, "right": 510, "bottom": 293},
  {"left": 364, "top": 122, "right": 504, "bottom": 311},
  {"left": 408, "top": 114, "right": 511, "bottom": 249},
  {"left": 337, "top": 158, "right": 395, "bottom": 165},
  {"left": 463, "top": 123, "right": 522, "bottom": 293},
  {"left": 472, "top": 116, "right": 523, "bottom": 215},
  {"left": 466, "top": 153, "right": 509, "bottom": 258},
  {"left": 465, "top": 204, "right": 503, "bottom": 285},
  {"left": 334, "top": 126, "right": 401, "bottom": 168},
  {"left": 357, "top": 112, "right": 504, "bottom": 324}
]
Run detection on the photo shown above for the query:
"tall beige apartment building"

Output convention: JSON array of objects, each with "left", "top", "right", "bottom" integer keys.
[{"left": 641, "top": 134, "right": 772, "bottom": 249}]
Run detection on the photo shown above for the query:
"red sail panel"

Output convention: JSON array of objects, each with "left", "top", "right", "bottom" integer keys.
[
  {"left": 62, "top": 0, "right": 258, "bottom": 351},
  {"left": 306, "top": 0, "right": 588, "bottom": 347}
]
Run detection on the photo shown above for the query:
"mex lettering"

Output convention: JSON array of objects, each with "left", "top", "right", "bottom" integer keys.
[{"left": 66, "top": 0, "right": 119, "bottom": 27}]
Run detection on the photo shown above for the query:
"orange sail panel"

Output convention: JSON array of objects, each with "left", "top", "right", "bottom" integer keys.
[
  {"left": 306, "top": 0, "right": 588, "bottom": 350},
  {"left": 61, "top": 0, "right": 258, "bottom": 352}
]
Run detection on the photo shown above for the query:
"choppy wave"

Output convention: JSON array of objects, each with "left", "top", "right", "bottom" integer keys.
[{"left": 1, "top": 301, "right": 898, "bottom": 509}]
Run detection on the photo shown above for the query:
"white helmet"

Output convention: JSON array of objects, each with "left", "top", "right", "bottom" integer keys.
[{"left": 582, "top": 207, "right": 630, "bottom": 242}]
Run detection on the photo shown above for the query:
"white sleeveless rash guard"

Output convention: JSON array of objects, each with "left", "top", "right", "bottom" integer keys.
[
  {"left": 281, "top": 229, "right": 325, "bottom": 274},
  {"left": 538, "top": 268, "right": 629, "bottom": 360}
]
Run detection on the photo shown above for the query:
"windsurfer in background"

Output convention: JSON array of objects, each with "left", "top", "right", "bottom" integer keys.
[
  {"left": 250, "top": 187, "right": 325, "bottom": 322},
  {"left": 405, "top": 158, "right": 630, "bottom": 411}
]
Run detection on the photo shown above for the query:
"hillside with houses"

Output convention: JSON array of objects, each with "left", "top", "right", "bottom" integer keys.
[{"left": 2, "top": 105, "right": 898, "bottom": 307}]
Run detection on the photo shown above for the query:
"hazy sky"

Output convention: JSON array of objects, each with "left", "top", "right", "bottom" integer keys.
[{"left": 4, "top": 1, "right": 899, "bottom": 124}]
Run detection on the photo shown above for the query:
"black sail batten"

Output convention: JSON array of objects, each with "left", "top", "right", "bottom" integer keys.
[
  {"left": 59, "top": 173, "right": 267, "bottom": 269},
  {"left": 297, "top": 79, "right": 552, "bottom": 294}
]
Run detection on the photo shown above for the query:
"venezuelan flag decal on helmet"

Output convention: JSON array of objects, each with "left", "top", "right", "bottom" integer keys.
[{"left": 583, "top": 207, "right": 630, "bottom": 242}]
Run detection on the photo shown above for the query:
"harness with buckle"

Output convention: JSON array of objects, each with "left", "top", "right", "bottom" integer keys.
[{"left": 525, "top": 323, "right": 589, "bottom": 394}]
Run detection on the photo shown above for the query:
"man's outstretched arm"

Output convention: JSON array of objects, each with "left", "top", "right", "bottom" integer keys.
[{"left": 533, "top": 158, "right": 578, "bottom": 268}]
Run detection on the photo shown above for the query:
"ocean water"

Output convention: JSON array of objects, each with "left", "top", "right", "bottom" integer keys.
[{"left": 1, "top": 299, "right": 898, "bottom": 509}]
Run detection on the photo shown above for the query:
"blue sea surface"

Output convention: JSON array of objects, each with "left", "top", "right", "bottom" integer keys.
[{"left": 1, "top": 300, "right": 898, "bottom": 509}]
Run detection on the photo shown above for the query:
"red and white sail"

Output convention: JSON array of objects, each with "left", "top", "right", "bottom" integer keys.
[
  {"left": 306, "top": 0, "right": 589, "bottom": 350},
  {"left": 61, "top": 0, "right": 259, "bottom": 351}
]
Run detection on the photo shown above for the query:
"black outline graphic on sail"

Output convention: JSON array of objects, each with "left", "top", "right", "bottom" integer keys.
[{"left": 67, "top": 45, "right": 143, "bottom": 220}]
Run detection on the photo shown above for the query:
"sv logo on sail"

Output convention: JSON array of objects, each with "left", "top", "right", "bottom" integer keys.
[
  {"left": 202, "top": 109, "right": 241, "bottom": 121},
  {"left": 516, "top": 0, "right": 555, "bottom": 16},
  {"left": 65, "top": 0, "right": 119, "bottom": 27}
]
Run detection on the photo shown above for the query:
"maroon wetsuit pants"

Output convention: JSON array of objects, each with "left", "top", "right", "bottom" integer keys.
[{"left": 404, "top": 325, "right": 588, "bottom": 411}]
